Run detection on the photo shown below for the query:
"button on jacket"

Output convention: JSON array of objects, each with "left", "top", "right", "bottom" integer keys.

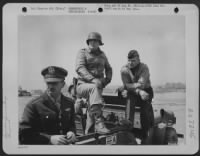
[
  {"left": 76, "top": 48, "right": 112, "bottom": 83},
  {"left": 19, "top": 92, "right": 76, "bottom": 145}
]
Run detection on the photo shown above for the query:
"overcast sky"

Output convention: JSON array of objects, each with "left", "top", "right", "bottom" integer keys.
[{"left": 18, "top": 15, "right": 185, "bottom": 90}]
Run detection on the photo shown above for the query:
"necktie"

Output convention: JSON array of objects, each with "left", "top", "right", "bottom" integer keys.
[{"left": 55, "top": 101, "right": 61, "bottom": 110}]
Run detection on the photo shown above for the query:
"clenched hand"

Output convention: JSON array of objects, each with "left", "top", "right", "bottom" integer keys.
[{"left": 139, "top": 90, "right": 149, "bottom": 101}]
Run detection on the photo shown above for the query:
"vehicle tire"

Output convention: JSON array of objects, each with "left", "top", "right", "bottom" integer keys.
[{"left": 164, "top": 127, "right": 178, "bottom": 145}]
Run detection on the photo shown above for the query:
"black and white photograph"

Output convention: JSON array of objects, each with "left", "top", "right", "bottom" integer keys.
[{"left": 2, "top": 3, "right": 199, "bottom": 155}]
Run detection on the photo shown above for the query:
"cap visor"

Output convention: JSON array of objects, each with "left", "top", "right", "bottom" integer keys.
[{"left": 45, "top": 78, "right": 63, "bottom": 82}]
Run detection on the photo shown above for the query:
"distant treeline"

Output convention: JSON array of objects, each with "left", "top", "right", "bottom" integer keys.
[
  {"left": 103, "top": 82, "right": 186, "bottom": 94},
  {"left": 19, "top": 82, "right": 185, "bottom": 97},
  {"left": 153, "top": 82, "right": 185, "bottom": 93}
]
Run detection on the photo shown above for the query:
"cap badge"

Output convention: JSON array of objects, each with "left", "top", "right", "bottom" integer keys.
[{"left": 48, "top": 67, "right": 55, "bottom": 74}]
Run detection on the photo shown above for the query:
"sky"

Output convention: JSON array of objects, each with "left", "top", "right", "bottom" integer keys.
[{"left": 18, "top": 15, "right": 185, "bottom": 90}]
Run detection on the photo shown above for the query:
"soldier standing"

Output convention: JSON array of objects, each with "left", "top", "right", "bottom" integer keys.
[
  {"left": 19, "top": 66, "right": 76, "bottom": 145},
  {"left": 120, "top": 50, "right": 154, "bottom": 141},
  {"left": 75, "top": 32, "right": 113, "bottom": 134}
]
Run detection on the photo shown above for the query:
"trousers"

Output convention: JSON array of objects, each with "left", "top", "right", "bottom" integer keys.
[
  {"left": 126, "top": 87, "right": 154, "bottom": 138},
  {"left": 76, "top": 82, "right": 103, "bottom": 106}
]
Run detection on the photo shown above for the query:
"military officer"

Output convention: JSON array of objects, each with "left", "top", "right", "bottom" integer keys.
[
  {"left": 19, "top": 66, "right": 76, "bottom": 145},
  {"left": 75, "top": 32, "right": 113, "bottom": 134},
  {"left": 120, "top": 50, "right": 154, "bottom": 141}
]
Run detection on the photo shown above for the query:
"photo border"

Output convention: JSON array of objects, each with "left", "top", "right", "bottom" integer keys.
[{"left": 1, "top": 0, "right": 199, "bottom": 155}]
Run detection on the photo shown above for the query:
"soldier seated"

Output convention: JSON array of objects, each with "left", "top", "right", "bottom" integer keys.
[{"left": 75, "top": 32, "right": 113, "bottom": 134}]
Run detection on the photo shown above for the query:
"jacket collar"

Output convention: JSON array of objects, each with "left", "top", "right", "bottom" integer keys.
[
  {"left": 46, "top": 91, "right": 61, "bottom": 104},
  {"left": 42, "top": 91, "right": 62, "bottom": 112}
]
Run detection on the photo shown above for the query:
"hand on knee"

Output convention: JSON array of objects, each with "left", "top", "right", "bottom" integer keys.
[{"left": 89, "top": 104, "right": 102, "bottom": 117}]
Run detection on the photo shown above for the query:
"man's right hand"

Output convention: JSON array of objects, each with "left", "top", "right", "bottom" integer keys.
[
  {"left": 121, "top": 90, "right": 128, "bottom": 98},
  {"left": 139, "top": 90, "right": 149, "bottom": 101},
  {"left": 50, "top": 135, "right": 68, "bottom": 145},
  {"left": 133, "top": 83, "right": 142, "bottom": 89},
  {"left": 91, "top": 78, "right": 103, "bottom": 88}
]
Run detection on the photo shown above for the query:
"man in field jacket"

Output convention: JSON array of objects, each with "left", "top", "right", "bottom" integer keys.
[
  {"left": 120, "top": 50, "right": 154, "bottom": 140},
  {"left": 75, "top": 32, "right": 113, "bottom": 134}
]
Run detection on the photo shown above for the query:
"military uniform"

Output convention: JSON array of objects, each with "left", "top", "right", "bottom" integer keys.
[
  {"left": 75, "top": 32, "right": 112, "bottom": 134},
  {"left": 120, "top": 50, "right": 154, "bottom": 139},
  {"left": 19, "top": 66, "right": 76, "bottom": 145},
  {"left": 19, "top": 93, "right": 75, "bottom": 144},
  {"left": 121, "top": 63, "right": 151, "bottom": 90},
  {"left": 76, "top": 47, "right": 112, "bottom": 106}
]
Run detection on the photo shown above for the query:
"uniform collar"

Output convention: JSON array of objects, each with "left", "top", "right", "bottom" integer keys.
[
  {"left": 46, "top": 91, "right": 61, "bottom": 104},
  {"left": 42, "top": 92, "right": 61, "bottom": 112}
]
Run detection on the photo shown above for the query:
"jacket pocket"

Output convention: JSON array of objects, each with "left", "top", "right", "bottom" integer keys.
[
  {"left": 40, "top": 112, "right": 57, "bottom": 132},
  {"left": 62, "top": 108, "right": 71, "bottom": 120}
]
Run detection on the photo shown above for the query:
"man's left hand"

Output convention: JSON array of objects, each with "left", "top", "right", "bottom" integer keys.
[
  {"left": 121, "top": 90, "right": 128, "bottom": 98},
  {"left": 101, "top": 78, "right": 109, "bottom": 88},
  {"left": 139, "top": 90, "right": 149, "bottom": 101}
]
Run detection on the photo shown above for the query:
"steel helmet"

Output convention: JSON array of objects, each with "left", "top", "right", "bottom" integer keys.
[{"left": 86, "top": 32, "right": 104, "bottom": 45}]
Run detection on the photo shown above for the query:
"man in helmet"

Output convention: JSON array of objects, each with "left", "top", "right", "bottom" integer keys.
[
  {"left": 75, "top": 32, "right": 113, "bottom": 134},
  {"left": 120, "top": 50, "right": 154, "bottom": 142}
]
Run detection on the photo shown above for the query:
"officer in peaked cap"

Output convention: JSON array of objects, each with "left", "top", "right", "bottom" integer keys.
[
  {"left": 41, "top": 66, "right": 68, "bottom": 82},
  {"left": 19, "top": 66, "right": 77, "bottom": 145}
]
